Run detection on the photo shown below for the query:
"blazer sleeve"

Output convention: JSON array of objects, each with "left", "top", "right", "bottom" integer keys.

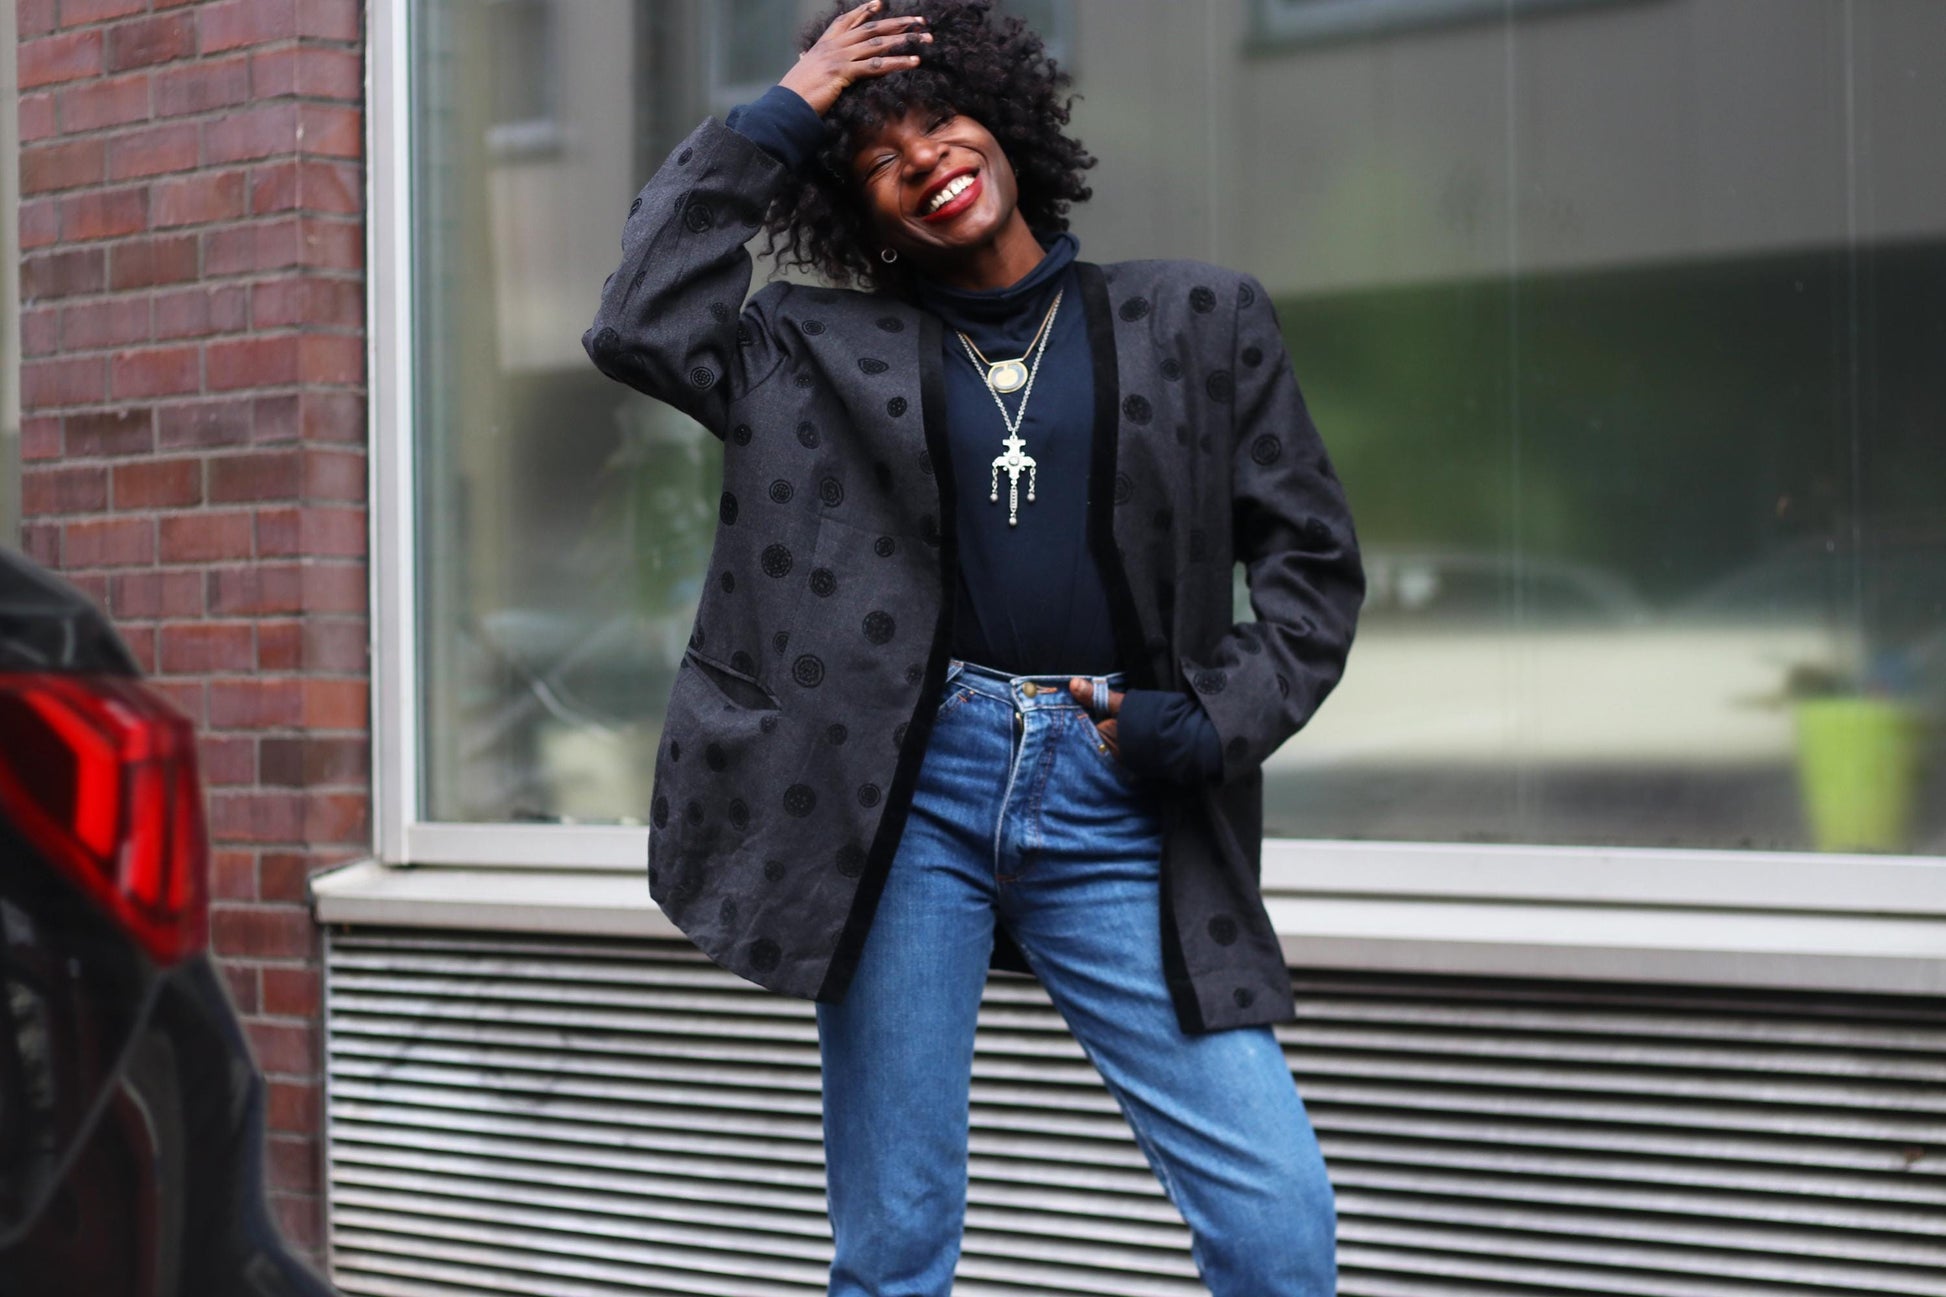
[
  {"left": 1177, "top": 271, "right": 1365, "bottom": 786},
  {"left": 580, "top": 115, "right": 801, "bottom": 435}
]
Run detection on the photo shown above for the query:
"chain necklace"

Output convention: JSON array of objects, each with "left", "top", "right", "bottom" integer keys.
[
  {"left": 957, "top": 289, "right": 1062, "bottom": 395},
  {"left": 955, "top": 288, "right": 1063, "bottom": 527}
]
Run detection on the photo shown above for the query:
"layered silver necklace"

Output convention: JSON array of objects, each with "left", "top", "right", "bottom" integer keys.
[{"left": 955, "top": 287, "right": 1064, "bottom": 527}]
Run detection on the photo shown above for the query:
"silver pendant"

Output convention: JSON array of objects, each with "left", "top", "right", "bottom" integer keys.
[{"left": 987, "top": 359, "right": 1028, "bottom": 394}]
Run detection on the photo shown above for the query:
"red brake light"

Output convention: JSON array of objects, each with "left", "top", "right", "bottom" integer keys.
[{"left": 0, "top": 672, "right": 211, "bottom": 964}]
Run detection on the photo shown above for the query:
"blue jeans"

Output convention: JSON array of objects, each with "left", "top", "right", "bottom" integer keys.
[{"left": 816, "top": 656, "right": 1337, "bottom": 1296}]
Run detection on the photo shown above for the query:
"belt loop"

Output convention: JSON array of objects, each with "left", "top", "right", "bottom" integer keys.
[{"left": 1088, "top": 672, "right": 1113, "bottom": 722}]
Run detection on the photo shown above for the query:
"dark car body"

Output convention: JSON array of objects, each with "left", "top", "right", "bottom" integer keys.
[{"left": 0, "top": 546, "right": 337, "bottom": 1297}]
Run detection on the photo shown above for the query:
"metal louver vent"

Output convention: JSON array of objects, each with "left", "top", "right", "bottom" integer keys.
[{"left": 323, "top": 928, "right": 1946, "bottom": 1297}]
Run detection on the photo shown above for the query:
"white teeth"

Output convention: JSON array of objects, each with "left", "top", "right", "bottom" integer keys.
[{"left": 926, "top": 174, "right": 974, "bottom": 213}]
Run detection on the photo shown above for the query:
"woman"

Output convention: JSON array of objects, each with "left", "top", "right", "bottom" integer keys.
[{"left": 583, "top": 2, "right": 1362, "bottom": 1292}]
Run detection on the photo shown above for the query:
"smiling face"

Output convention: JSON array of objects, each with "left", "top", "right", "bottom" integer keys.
[{"left": 848, "top": 104, "right": 1044, "bottom": 288}]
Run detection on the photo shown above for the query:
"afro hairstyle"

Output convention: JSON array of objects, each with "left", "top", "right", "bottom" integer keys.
[{"left": 757, "top": 0, "right": 1096, "bottom": 293}]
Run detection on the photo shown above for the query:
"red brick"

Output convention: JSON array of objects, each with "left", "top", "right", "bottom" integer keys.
[
  {"left": 22, "top": 463, "right": 109, "bottom": 514},
  {"left": 252, "top": 392, "right": 301, "bottom": 442},
  {"left": 20, "top": 306, "right": 60, "bottom": 356},
  {"left": 155, "top": 284, "right": 249, "bottom": 340},
  {"left": 305, "top": 791, "right": 367, "bottom": 841},
  {"left": 300, "top": 679, "right": 365, "bottom": 729},
  {"left": 295, "top": 0, "right": 359, "bottom": 42},
  {"left": 300, "top": 618, "right": 367, "bottom": 672},
  {"left": 269, "top": 1193, "right": 322, "bottom": 1255},
  {"left": 298, "top": 334, "right": 361, "bottom": 385},
  {"left": 160, "top": 621, "right": 255, "bottom": 674},
  {"left": 158, "top": 396, "right": 253, "bottom": 449},
  {"left": 154, "top": 170, "right": 248, "bottom": 228},
  {"left": 211, "top": 847, "right": 258, "bottom": 900},
  {"left": 298, "top": 215, "right": 361, "bottom": 271},
  {"left": 105, "top": 12, "right": 194, "bottom": 71},
  {"left": 22, "top": 523, "right": 61, "bottom": 566},
  {"left": 22, "top": 247, "right": 106, "bottom": 301},
  {"left": 58, "top": 70, "right": 152, "bottom": 132},
  {"left": 255, "top": 504, "right": 364, "bottom": 557},
  {"left": 19, "top": 29, "right": 102, "bottom": 88},
  {"left": 258, "top": 852, "right": 311, "bottom": 903},
  {"left": 108, "top": 234, "right": 199, "bottom": 291},
  {"left": 257, "top": 620, "right": 302, "bottom": 670},
  {"left": 209, "top": 449, "right": 300, "bottom": 501},
  {"left": 251, "top": 45, "right": 360, "bottom": 102},
  {"left": 22, "top": 354, "right": 107, "bottom": 407},
  {"left": 59, "top": 185, "right": 148, "bottom": 241},
  {"left": 261, "top": 965, "right": 320, "bottom": 1018},
  {"left": 113, "top": 457, "right": 201, "bottom": 509},
  {"left": 108, "top": 567, "right": 201, "bottom": 618},
  {"left": 207, "top": 336, "right": 299, "bottom": 390},
  {"left": 208, "top": 563, "right": 302, "bottom": 615},
  {"left": 61, "top": 296, "right": 150, "bottom": 351},
  {"left": 209, "top": 789, "right": 305, "bottom": 842},
  {"left": 300, "top": 449, "right": 364, "bottom": 502},
  {"left": 199, "top": 0, "right": 295, "bottom": 53},
  {"left": 142, "top": 678, "right": 203, "bottom": 722},
  {"left": 249, "top": 158, "right": 360, "bottom": 216},
  {"left": 218, "top": 959, "right": 258, "bottom": 1013},
  {"left": 19, "top": 199, "right": 59, "bottom": 251},
  {"left": 20, "top": 0, "right": 56, "bottom": 38},
  {"left": 297, "top": 390, "right": 362, "bottom": 442},
  {"left": 265, "top": 1080, "right": 319, "bottom": 1134},
  {"left": 63, "top": 516, "right": 152, "bottom": 566},
  {"left": 205, "top": 216, "right": 300, "bottom": 275},
  {"left": 21, "top": 417, "right": 64, "bottom": 461},
  {"left": 197, "top": 733, "right": 258, "bottom": 785},
  {"left": 296, "top": 103, "right": 360, "bottom": 160},
  {"left": 265, "top": 1131, "right": 318, "bottom": 1192},
  {"left": 21, "top": 138, "right": 103, "bottom": 195},
  {"left": 300, "top": 564, "right": 365, "bottom": 614},
  {"left": 107, "top": 121, "right": 201, "bottom": 180},
  {"left": 110, "top": 345, "right": 201, "bottom": 400},
  {"left": 260, "top": 734, "right": 367, "bottom": 787},
  {"left": 203, "top": 100, "right": 296, "bottom": 165},
  {"left": 154, "top": 54, "right": 249, "bottom": 117},
  {"left": 121, "top": 625, "right": 158, "bottom": 672},
  {"left": 60, "top": 0, "right": 150, "bottom": 24},
  {"left": 242, "top": 1015, "right": 317, "bottom": 1075},
  {"left": 158, "top": 509, "right": 253, "bottom": 562},
  {"left": 19, "top": 96, "right": 57, "bottom": 146},
  {"left": 65, "top": 406, "right": 153, "bottom": 456},
  {"left": 251, "top": 276, "right": 362, "bottom": 330}
]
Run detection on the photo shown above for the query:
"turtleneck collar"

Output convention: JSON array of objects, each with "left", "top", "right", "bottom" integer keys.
[{"left": 908, "top": 231, "right": 1080, "bottom": 336}]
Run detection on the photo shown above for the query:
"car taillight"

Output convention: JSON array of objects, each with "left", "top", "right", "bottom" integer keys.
[{"left": 0, "top": 672, "right": 210, "bottom": 965}]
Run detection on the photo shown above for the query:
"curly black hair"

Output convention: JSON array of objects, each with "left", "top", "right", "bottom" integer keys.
[{"left": 758, "top": 0, "right": 1096, "bottom": 293}]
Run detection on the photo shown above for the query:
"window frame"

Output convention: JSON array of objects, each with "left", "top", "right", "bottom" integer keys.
[
  {"left": 1246, "top": 0, "right": 1635, "bottom": 49},
  {"left": 364, "top": 0, "right": 1946, "bottom": 988}
]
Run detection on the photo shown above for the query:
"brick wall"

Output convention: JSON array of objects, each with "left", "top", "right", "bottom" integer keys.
[{"left": 15, "top": 0, "right": 366, "bottom": 1261}]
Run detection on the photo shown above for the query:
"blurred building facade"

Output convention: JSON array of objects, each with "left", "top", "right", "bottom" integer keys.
[{"left": 11, "top": 0, "right": 1946, "bottom": 1291}]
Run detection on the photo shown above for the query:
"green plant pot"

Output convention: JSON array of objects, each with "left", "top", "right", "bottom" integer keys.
[{"left": 1792, "top": 697, "right": 1924, "bottom": 853}]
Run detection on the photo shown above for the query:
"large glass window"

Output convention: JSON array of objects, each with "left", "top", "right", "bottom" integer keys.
[{"left": 408, "top": 0, "right": 1946, "bottom": 856}]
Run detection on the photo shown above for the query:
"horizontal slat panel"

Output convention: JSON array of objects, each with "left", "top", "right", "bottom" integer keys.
[{"left": 327, "top": 929, "right": 1946, "bottom": 1297}]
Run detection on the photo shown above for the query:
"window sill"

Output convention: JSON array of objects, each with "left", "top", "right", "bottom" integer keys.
[{"left": 309, "top": 859, "right": 1946, "bottom": 997}]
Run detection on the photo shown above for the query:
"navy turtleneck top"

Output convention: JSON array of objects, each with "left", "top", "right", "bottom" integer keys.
[{"left": 727, "top": 85, "right": 1223, "bottom": 786}]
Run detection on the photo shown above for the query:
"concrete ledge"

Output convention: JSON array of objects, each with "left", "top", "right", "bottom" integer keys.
[{"left": 311, "top": 859, "right": 1946, "bottom": 998}]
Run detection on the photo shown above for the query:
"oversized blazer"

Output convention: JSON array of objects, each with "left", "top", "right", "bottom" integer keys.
[{"left": 583, "top": 112, "right": 1364, "bottom": 1033}]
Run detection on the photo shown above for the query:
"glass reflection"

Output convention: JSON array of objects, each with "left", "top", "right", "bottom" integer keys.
[{"left": 411, "top": 0, "right": 1946, "bottom": 852}]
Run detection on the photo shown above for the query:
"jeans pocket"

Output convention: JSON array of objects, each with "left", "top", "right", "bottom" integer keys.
[
  {"left": 1066, "top": 708, "right": 1142, "bottom": 786},
  {"left": 935, "top": 683, "right": 976, "bottom": 719}
]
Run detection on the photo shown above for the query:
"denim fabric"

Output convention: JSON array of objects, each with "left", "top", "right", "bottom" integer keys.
[{"left": 816, "top": 656, "right": 1337, "bottom": 1296}]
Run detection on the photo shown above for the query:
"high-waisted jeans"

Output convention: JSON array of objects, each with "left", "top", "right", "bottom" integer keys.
[{"left": 816, "top": 656, "right": 1337, "bottom": 1296}]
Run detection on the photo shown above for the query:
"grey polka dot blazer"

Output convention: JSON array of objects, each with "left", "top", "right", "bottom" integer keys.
[{"left": 583, "top": 115, "right": 1364, "bottom": 1033}]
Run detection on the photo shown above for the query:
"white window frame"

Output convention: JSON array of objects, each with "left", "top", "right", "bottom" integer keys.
[{"left": 361, "top": 0, "right": 1946, "bottom": 992}]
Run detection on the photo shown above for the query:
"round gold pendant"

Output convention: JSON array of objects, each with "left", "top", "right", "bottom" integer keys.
[{"left": 987, "top": 360, "right": 1028, "bottom": 394}]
